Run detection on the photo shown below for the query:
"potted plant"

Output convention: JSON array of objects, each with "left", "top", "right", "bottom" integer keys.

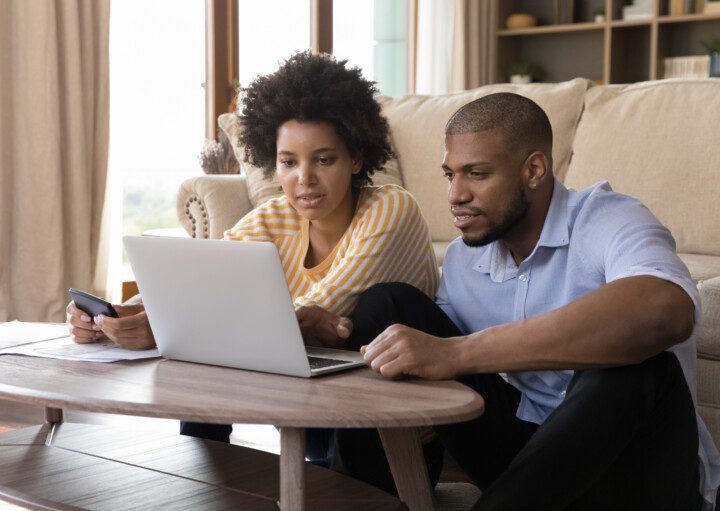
[
  {"left": 507, "top": 62, "right": 544, "bottom": 83},
  {"left": 702, "top": 35, "right": 720, "bottom": 77},
  {"left": 594, "top": 7, "right": 606, "bottom": 23}
]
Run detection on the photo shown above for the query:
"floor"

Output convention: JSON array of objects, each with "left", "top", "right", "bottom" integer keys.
[{"left": 0, "top": 399, "right": 479, "bottom": 509}]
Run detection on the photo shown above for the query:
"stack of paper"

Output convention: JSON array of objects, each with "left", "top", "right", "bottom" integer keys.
[{"left": 0, "top": 321, "right": 160, "bottom": 362}]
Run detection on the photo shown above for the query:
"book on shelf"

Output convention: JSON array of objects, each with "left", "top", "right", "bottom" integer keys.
[
  {"left": 553, "top": 0, "right": 574, "bottom": 24},
  {"left": 663, "top": 55, "right": 710, "bottom": 78},
  {"left": 705, "top": 1, "right": 720, "bottom": 14},
  {"left": 683, "top": 0, "right": 707, "bottom": 13},
  {"left": 623, "top": 0, "right": 653, "bottom": 20}
]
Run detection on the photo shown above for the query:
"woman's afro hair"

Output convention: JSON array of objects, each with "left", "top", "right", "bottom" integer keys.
[{"left": 237, "top": 51, "right": 394, "bottom": 188}]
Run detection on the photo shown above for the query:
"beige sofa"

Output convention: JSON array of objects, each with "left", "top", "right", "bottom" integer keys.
[{"left": 177, "top": 78, "right": 720, "bottom": 450}]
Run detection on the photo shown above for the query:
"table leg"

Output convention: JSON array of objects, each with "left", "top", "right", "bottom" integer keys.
[
  {"left": 279, "top": 427, "right": 306, "bottom": 511},
  {"left": 45, "top": 407, "right": 63, "bottom": 424},
  {"left": 44, "top": 407, "right": 63, "bottom": 446},
  {"left": 378, "top": 427, "right": 434, "bottom": 511}
]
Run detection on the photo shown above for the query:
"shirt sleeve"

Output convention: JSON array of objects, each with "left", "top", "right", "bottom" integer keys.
[
  {"left": 435, "top": 243, "right": 463, "bottom": 326},
  {"left": 294, "top": 186, "right": 439, "bottom": 315},
  {"left": 576, "top": 188, "right": 700, "bottom": 322},
  {"left": 222, "top": 199, "right": 284, "bottom": 243}
]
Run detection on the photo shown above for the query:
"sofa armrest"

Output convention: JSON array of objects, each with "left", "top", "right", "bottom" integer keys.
[
  {"left": 699, "top": 276, "right": 720, "bottom": 360},
  {"left": 176, "top": 174, "right": 253, "bottom": 239}
]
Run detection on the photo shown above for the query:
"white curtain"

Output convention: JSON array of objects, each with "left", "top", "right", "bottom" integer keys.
[
  {"left": 0, "top": 0, "right": 111, "bottom": 322},
  {"left": 415, "top": 0, "right": 490, "bottom": 94},
  {"left": 416, "top": 0, "right": 467, "bottom": 94}
]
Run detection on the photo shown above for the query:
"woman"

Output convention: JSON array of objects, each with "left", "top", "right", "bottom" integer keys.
[{"left": 66, "top": 52, "right": 441, "bottom": 493}]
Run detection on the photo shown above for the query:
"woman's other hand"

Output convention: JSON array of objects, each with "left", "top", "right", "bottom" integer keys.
[
  {"left": 94, "top": 304, "right": 156, "bottom": 350},
  {"left": 296, "top": 305, "right": 352, "bottom": 348}
]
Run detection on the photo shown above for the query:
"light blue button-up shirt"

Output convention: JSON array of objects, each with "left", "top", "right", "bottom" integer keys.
[{"left": 437, "top": 179, "right": 720, "bottom": 505}]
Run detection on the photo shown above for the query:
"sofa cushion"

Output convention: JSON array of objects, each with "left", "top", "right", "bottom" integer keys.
[
  {"left": 564, "top": 79, "right": 720, "bottom": 256},
  {"left": 698, "top": 358, "right": 720, "bottom": 446},
  {"left": 433, "top": 241, "right": 452, "bottom": 267},
  {"left": 379, "top": 78, "right": 592, "bottom": 242},
  {"left": 218, "top": 113, "right": 284, "bottom": 207},
  {"left": 218, "top": 113, "right": 403, "bottom": 208},
  {"left": 678, "top": 253, "right": 720, "bottom": 284},
  {"left": 698, "top": 277, "right": 720, "bottom": 360}
]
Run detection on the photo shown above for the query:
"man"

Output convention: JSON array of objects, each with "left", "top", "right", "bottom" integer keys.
[{"left": 345, "top": 93, "right": 719, "bottom": 510}]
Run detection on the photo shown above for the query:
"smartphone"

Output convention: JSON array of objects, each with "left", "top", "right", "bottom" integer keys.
[{"left": 68, "top": 288, "right": 119, "bottom": 319}]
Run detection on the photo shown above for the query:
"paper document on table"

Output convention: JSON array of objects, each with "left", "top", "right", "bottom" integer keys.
[
  {"left": 0, "top": 321, "right": 71, "bottom": 349},
  {"left": 29, "top": 337, "right": 160, "bottom": 361},
  {"left": 0, "top": 334, "right": 160, "bottom": 362}
]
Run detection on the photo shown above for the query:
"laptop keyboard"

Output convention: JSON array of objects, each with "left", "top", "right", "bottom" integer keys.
[{"left": 307, "top": 355, "right": 355, "bottom": 370}]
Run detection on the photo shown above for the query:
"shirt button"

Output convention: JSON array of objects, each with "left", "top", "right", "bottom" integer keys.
[
  {"left": 560, "top": 390, "right": 567, "bottom": 397},
  {"left": 519, "top": 274, "right": 527, "bottom": 282}
]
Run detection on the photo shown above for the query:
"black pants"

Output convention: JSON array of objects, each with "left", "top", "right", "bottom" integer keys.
[{"left": 347, "top": 282, "right": 702, "bottom": 511}]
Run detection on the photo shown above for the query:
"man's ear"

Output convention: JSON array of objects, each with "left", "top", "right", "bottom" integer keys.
[{"left": 524, "top": 151, "right": 550, "bottom": 189}]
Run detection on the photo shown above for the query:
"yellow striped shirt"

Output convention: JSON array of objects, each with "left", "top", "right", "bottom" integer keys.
[{"left": 223, "top": 184, "right": 439, "bottom": 316}]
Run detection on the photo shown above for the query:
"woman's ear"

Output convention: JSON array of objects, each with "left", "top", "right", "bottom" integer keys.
[{"left": 351, "top": 156, "right": 363, "bottom": 175}]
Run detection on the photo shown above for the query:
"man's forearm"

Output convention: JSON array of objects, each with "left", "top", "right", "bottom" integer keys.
[{"left": 455, "top": 276, "right": 695, "bottom": 374}]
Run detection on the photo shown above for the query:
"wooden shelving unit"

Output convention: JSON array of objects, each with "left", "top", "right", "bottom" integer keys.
[{"left": 489, "top": 0, "right": 720, "bottom": 84}]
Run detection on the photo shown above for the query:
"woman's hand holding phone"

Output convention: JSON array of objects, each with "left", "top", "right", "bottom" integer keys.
[
  {"left": 66, "top": 300, "right": 109, "bottom": 343},
  {"left": 66, "top": 289, "right": 156, "bottom": 350}
]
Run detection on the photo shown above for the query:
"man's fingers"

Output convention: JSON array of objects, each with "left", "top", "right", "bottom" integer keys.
[
  {"left": 362, "top": 330, "right": 394, "bottom": 362},
  {"left": 378, "top": 359, "right": 405, "bottom": 380},
  {"left": 368, "top": 348, "right": 405, "bottom": 378}
]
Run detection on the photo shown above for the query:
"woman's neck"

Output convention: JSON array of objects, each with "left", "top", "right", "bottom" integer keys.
[{"left": 305, "top": 189, "right": 358, "bottom": 268}]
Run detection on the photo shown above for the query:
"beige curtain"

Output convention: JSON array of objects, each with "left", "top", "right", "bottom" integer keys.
[
  {"left": 461, "top": 0, "right": 492, "bottom": 89},
  {"left": 0, "top": 0, "right": 110, "bottom": 322}
]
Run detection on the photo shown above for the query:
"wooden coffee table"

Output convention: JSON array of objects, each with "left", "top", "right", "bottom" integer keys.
[{"left": 0, "top": 355, "right": 484, "bottom": 510}]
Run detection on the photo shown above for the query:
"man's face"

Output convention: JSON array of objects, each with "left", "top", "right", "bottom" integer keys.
[{"left": 442, "top": 129, "right": 529, "bottom": 247}]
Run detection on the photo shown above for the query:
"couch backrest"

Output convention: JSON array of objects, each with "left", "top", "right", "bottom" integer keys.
[
  {"left": 380, "top": 78, "right": 592, "bottom": 242},
  {"left": 564, "top": 79, "right": 720, "bottom": 256}
]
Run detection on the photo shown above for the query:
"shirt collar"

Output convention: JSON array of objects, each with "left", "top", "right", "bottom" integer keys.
[
  {"left": 472, "top": 179, "right": 570, "bottom": 282},
  {"left": 536, "top": 179, "right": 570, "bottom": 249}
]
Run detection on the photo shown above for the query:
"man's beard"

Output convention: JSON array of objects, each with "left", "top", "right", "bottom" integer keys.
[{"left": 462, "top": 185, "right": 529, "bottom": 247}]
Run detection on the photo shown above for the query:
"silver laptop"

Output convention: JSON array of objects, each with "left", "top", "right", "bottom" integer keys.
[{"left": 123, "top": 236, "right": 365, "bottom": 377}]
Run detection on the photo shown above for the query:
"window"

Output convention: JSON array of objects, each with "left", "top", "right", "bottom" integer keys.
[
  {"left": 333, "top": 0, "right": 409, "bottom": 97},
  {"left": 238, "top": 0, "right": 311, "bottom": 86},
  {"left": 108, "top": 0, "right": 206, "bottom": 298}
]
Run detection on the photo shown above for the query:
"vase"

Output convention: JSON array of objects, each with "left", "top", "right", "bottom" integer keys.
[
  {"left": 510, "top": 74, "right": 532, "bottom": 84},
  {"left": 711, "top": 52, "right": 720, "bottom": 78}
]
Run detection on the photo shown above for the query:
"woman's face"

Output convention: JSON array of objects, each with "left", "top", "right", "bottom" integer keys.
[{"left": 276, "top": 120, "right": 361, "bottom": 224}]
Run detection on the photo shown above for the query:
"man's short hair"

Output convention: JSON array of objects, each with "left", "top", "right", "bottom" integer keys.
[{"left": 445, "top": 93, "right": 553, "bottom": 170}]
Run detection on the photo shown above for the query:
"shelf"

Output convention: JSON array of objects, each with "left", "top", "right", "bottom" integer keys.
[
  {"left": 610, "top": 19, "right": 653, "bottom": 27},
  {"left": 490, "top": 0, "right": 720, "bottom": 84},
  {"left": 498, "top": 22, "right": 605, "bottom": 36},
  {"left": 658, "top": 12, "right": 720, "bottom": 24}
]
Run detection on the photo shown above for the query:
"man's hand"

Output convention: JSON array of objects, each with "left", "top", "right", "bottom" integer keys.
[
  {"left": 361, "top": 324, "right": 465, "bottom": 380},
  {"left": 295, "top": 305, "right": 352, "bottom": 348},
  {"left": 94, "top": 304, "right": 156, "bottom": 351},
  {"left": 67, "top": 301, "right": 108, "bottom": 344}
]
